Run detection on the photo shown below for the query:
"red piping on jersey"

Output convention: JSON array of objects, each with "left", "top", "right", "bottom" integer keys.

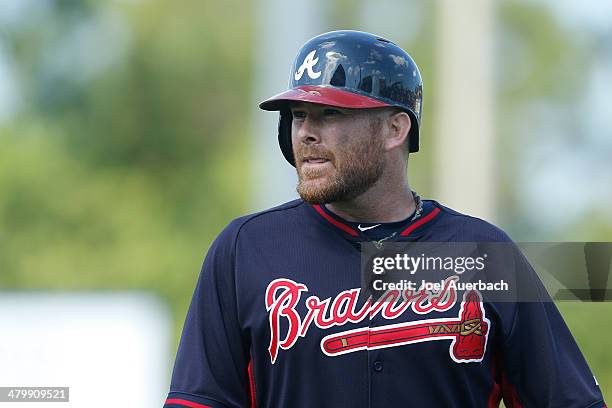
[
  {"left": 248, "top": 357, "right": 257, "bottom": 408},
  {"left": 487, "top": 353, "right": 502, "bottom": 408},
  {"left": 312, "top": 204, "right": 359, "bottom": 236},
  {"left": 501, "top": 376, "right": 524, "bottom": 408},
  {"left": 164, "top": 398, "right": 211, "bottom": 408},
  {"left": 487, "top": 352, "right": 524, "bottom": 408},
  {"left": 487, "top": 379, "right": 502, "bottom": 407},
  {"left": 399, "top": 207, "right": 441, "bottom": 236}
]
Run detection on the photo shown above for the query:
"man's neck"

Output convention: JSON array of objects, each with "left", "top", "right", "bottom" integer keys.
[{"left": 325, "top": 182, "right": 416, "bottom": 223}]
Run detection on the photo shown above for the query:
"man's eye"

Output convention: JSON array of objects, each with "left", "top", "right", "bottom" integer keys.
[
  {"left": 292, "top": 111, "right": 306, "bottom": 119},
  {"left": 323, "top": 109, "right": 342, "bottom": 116}
]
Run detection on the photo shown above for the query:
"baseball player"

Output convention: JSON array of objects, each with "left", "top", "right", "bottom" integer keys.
[{"left": 164, "top": 30, "right": 606, "bottom": 407}]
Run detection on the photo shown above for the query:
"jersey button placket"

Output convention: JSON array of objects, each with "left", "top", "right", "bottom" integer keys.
[
  {"left": 369, "top": 298, "right": 386, "bottom": 407},
  {"left": 367, "top": 300, "right": 373, "bottom": 408}
]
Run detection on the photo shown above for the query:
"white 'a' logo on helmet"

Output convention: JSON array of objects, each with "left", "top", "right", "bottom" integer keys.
[{"left": 294, "top": 50, "right": 321, "bottom": 81}]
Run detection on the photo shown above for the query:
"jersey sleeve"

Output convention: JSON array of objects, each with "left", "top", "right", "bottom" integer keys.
[
  {"left": 164, "top": 221, "right": 253, "bottom": 408},
  {"left": 497, "top": 248, "right": 606, "bottom": 408}
]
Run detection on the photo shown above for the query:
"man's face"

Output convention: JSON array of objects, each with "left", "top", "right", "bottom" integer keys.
[{"left": 290, "top": 102, "right": 387, "bottom": 204}]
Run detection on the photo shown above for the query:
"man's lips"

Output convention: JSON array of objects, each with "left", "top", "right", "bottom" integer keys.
[
  {"left": 303, "top": 158, "right": 329, "bottom": 164},
  {"left": 300, "top": 154, "right": 331, "bottom": 163},
  {"left": 299, "top": 156, "right": 332, "bottom": 172}
]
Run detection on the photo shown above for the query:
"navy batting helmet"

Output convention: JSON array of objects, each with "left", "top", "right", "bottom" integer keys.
[{"left": 259, "top": 30, "right": 423, "bottom": 166}]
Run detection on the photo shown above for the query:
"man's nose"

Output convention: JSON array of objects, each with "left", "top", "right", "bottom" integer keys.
[{"left": 295, "top": 116, "right": 321, "bottom": 145}]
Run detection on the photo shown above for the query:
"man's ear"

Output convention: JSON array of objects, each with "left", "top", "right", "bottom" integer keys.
[{"left": 384, "top": 110, "right": 411, "bottom": 152}]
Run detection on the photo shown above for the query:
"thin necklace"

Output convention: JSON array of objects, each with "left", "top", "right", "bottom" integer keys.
[
  {"left": 372, "top": 232, "right": 398, "bottom": 249},
  {"left": 371, "top": 190, "right": 423, "bottom": 249},
  {"left": 410, "top": 190, "right": 423, "bottom": 221}
]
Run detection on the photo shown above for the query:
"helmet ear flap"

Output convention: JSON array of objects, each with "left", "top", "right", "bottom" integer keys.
[
  {"left": 407, "top": 111, "right": 420, "bottom": 153},
  {"left": 278, "top": 109, "right": 295, "bottom": 166}
]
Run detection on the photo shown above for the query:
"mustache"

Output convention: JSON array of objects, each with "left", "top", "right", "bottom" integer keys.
[{"left": 294, "top": 145, "right": 334, "bottom": 162}]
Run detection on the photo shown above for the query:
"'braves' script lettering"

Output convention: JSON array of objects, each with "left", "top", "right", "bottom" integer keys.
[{"left": 265, "top": 276, "right": 459, "bottom": 364}]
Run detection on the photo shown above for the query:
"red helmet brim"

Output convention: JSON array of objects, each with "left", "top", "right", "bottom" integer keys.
[{"left": 259, "top": 85, "right": 390, "bottom": 111}]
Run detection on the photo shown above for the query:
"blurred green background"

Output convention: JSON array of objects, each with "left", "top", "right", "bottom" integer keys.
[{"left": 0, "top": 0, "right": 610, "bottom": 402}]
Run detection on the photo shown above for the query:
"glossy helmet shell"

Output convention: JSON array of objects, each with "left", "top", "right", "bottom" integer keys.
[{"left": 259, "top": 30, "right": 423, "bottom": 166}]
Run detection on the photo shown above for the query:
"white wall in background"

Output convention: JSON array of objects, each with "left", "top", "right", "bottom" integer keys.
[{"left": 0, "top": 292, "right": 171, "bottom": 408}]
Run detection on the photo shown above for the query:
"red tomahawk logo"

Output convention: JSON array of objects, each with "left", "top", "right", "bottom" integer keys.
[{"left": 320, "top": 290, "right": 489, "bottom": 362}]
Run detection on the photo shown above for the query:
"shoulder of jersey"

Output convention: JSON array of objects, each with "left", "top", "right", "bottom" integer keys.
[
  {"left": 214, "top": 198, "right": 306, "bottom": 240},
  {"left": 429, "top": 200, "right": 513, "bottom": 243}
]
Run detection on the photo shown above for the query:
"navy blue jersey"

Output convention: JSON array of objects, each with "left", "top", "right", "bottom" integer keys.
[{"left": 164, "top": 199, "right": 606, "bottom": 408}]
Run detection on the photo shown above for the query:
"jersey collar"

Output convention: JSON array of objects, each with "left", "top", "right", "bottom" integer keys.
[{"left": 307, "top": 199, "right": 442, "bottom": 242}]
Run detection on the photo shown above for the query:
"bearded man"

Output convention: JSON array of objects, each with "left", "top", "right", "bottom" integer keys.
[{"left": 164, "top": 30, "right": 605, "bottom": 408}]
